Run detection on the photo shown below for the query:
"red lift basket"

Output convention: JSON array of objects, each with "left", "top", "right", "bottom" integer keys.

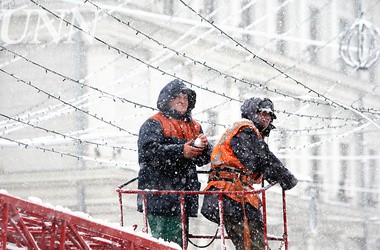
[
  {"left": 117, "top": 183, "right": 289, "bottom": 250},
  {"left": 0, "top": 192, "right": 178, "bottom": 250}
]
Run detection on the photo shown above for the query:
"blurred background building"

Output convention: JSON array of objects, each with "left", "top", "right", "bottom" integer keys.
[{"left": 1, "top": 0, "right": 379, "bottom": 249}]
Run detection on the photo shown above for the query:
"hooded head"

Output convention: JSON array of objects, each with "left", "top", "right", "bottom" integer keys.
[
  {"left": 241, "top": 97, "right": 277, "bottom": 135},
  {"left": 157, "top": 79, "right": 196, "bottom": 120}
]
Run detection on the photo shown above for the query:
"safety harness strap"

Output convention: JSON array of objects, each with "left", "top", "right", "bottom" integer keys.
[{"left": 209, "top": 167, "right": 261, "bottom": 186}]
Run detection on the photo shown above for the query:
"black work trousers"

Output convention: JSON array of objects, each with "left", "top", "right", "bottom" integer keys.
[
  {"left": 201, "top": 188, "right": 265, "bottom": 250},
  {"left": 224, "top": 205, "right": 264, "bottom": 250}
]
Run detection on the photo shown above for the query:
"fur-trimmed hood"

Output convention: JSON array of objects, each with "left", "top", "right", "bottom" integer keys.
[
  {"left": 157, "top": 79, "right": 196, "bottom": 120},
  {"left": 240, "top": 97, "right": 276, "bottom": 134}
]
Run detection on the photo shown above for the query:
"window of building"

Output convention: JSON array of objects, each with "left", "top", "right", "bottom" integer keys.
[
  {"left": 338, "top": 18, "right": 349, "bottom": 72},
  {"left": 202, "top": 0, "right": 215, "bottom": 21},
  {"left": 276, "top": 0, "right": 287, "bottom": 55},
  {"left": 163, "top": 0, "right": 174, "bottom": 15},
  {"left": 337, "top": 143, "right": 349, "bottom": 202},
  {"left": 309, "top": 135, "right": 320, "bottom": 233},
  {"left": 310, "top": 135, "right": 321, "bottom": 198},
  {"left": 308, "top": 6, "right": 320, "bottom": 63},
  {"left": 240, "top": 0, "right": 252, "bottom": 27},
  {"left": 240, "top": 0, "right": 253, "bottom": 43},
  {"left": 367, "top": 149, "right": 378, "bottom": 207}
]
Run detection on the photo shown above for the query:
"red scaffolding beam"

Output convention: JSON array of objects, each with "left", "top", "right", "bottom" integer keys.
[{"left": 0, "top": 192, "right": 178, "bottom": 250}]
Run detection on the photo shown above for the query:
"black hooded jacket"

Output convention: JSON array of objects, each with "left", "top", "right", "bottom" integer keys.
[
  {"left": 137, "top": 79, "right": 212, "bottom": 216},
  {"left": 201, "top": 97, "right": 297, "bottom": 223},
  {"left": 238, "top": 97, "right": 297, "bottom": 188}
]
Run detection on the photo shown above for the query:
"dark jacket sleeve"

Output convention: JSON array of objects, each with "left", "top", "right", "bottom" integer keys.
[
  {"left": 138, "top": 119, "right": 186, "bottom": 167},
  {"left": 230, "top": 127, "right": 298, "bottom": 190}
]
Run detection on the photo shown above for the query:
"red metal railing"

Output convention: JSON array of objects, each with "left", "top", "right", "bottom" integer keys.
[
  {"left": 0, "top": 192, "right": 178, "bottom": 250},
  {"left": 117, "top": 183, "right": 288, "bottom": 250}
]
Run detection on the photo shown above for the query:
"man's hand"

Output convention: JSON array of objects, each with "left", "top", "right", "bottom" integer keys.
[
  {"left": 197, "top": 134, "right": 208, "bottom": 148},
  {"left": 183, "top": 140, "right": 204, "bottom": 158}
]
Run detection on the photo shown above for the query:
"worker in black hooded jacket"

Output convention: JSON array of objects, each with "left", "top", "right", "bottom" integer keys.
[
  {"left": 137, "top": 79, "right": 212, "bottom": 248},
  {"left": 201, "top": 97, "right": 298, "bottom": 250}
]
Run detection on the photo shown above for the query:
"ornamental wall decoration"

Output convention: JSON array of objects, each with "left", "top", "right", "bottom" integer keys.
[{"left": 339, "top": 9, "right": 379, "bottom": 70}]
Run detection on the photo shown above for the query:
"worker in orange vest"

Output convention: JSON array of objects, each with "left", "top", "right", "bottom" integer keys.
[
  {"left": 137, "top": 79, "right": 212, "bottom": 248},
  {"left": 201, "top": 97, "right": 298, "bottom": 250}
]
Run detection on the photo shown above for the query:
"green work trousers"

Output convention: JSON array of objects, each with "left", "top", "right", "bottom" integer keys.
[{"left": 147, "top": 214, "right": 189, "bottom": 248}]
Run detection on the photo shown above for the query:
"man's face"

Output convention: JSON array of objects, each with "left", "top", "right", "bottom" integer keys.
[
  {"left": 258, "top": 111, "right": 272, "bottom": 130},
  {"left": 169, "top": 92, "right": 189, "bottom": 115}
]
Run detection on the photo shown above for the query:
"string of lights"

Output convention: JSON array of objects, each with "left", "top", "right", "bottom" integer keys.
[
  {"left": 275, "top": 109, "right": 361, "bottom": 145},
  {"left": 2, "top": 2, "right": 380, "bottom": 220},
  {"left": 81, "top": 0, "right": 245, "bottom": 119},
  {"left": 0, "top": 68, "right": 138, "bottom": 136},
  {"left": 193, "top": 99, "right": 231, "bottom": 116},
  {"left": 27, "top": 1, "right": 288, "bottom": 107},
  {"left": 28, "top": 0, "right": 253, "bottom": 107},
  {"left": 2, "top": 1, "right": 336, "bottom": 121},
  {"left": 163, "top": 0, "right": 362, "bottom": 128},
  {"left": 294, "top": 179, "right": 380, "bottom": 195},
  {"left": 222, "top": 1, "right": 339, "bottom": 93},
  {"left": 1, "top": 43, "right": 366, "bottom": 130},
  {"left": 171, "top": 0, "right": 379, "bottom": 145},
  {"left": 4, "top": 97, "right": 50, "bottom": 120},
  {"left": 255, "top": 1, "right": 331, "bottom": 56},
  {"left": 0, "top": 68, "right": 366, "bottom": 145},
  {"left": 1, "top": 2, "right": 272, "bottom": 134},
  {"left": 271, "top": 1, "right": 380, "bottom": 116},
  {"left": 0, "top": 113, "right": 135, "bottom": 151},
  {"left": 66, "top": 0, "right": 192, "bottom": 100},
  {"left": 7, "top": 1, "right": 370, "bottom": 127},
  {"left": 278, "top": 122, "right": 361, "bottom": 134},
  {"left": 0, "top": 135, "right": 133, "bottom": 167},
  {"left": 279, "top": 109, "right": 361, "bottom": 122},
  {"left": 84, "top": 0, "right": 345, "bottom": 111},
  {"left": 273, "top": 79, "right": 357, "bottom": 142},
  {"left": 183, "top": 0, "right": 377, "bottom": 129},
  {"left": 178, "top": 0, "right": 380, "bottom": 130},
  {"left": 280, "top": 119, "right": 374, "bottom": 152},
  {"left": 0, "top": 7, "right": 111, "bottom": 130},
  {"left": 83, "top": 0, "right": 380, "bottom": 126},
  {"left": 0, "top": 0, "right": 137, "bottom": 124},
  {"left": 0, "top": 88, "right": 89, "bottom": 133},
  {"left": 0, "top": 45, "right": 157, "bottom": 111},
  {"left": 0, "top": 0, "right": 374, "bottom": 158},
  {"left": 0, "top": 1, "right": 95, "bottom": 66}
]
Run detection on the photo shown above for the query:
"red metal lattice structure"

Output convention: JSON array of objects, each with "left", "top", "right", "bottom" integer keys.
[
  {"left": 117, "top": 183, "right": 289, "bottom": 250},
  {"left": 0, "top": 192, "right": 178, "bottom": 250}
]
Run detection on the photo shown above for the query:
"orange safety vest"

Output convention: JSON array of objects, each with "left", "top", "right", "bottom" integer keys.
[
  {"left": 151, "top": 112, "right": 201, "bottom": 140},
  {"left": 204, "top": 119, "right": 263, "bottom": 209}
]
